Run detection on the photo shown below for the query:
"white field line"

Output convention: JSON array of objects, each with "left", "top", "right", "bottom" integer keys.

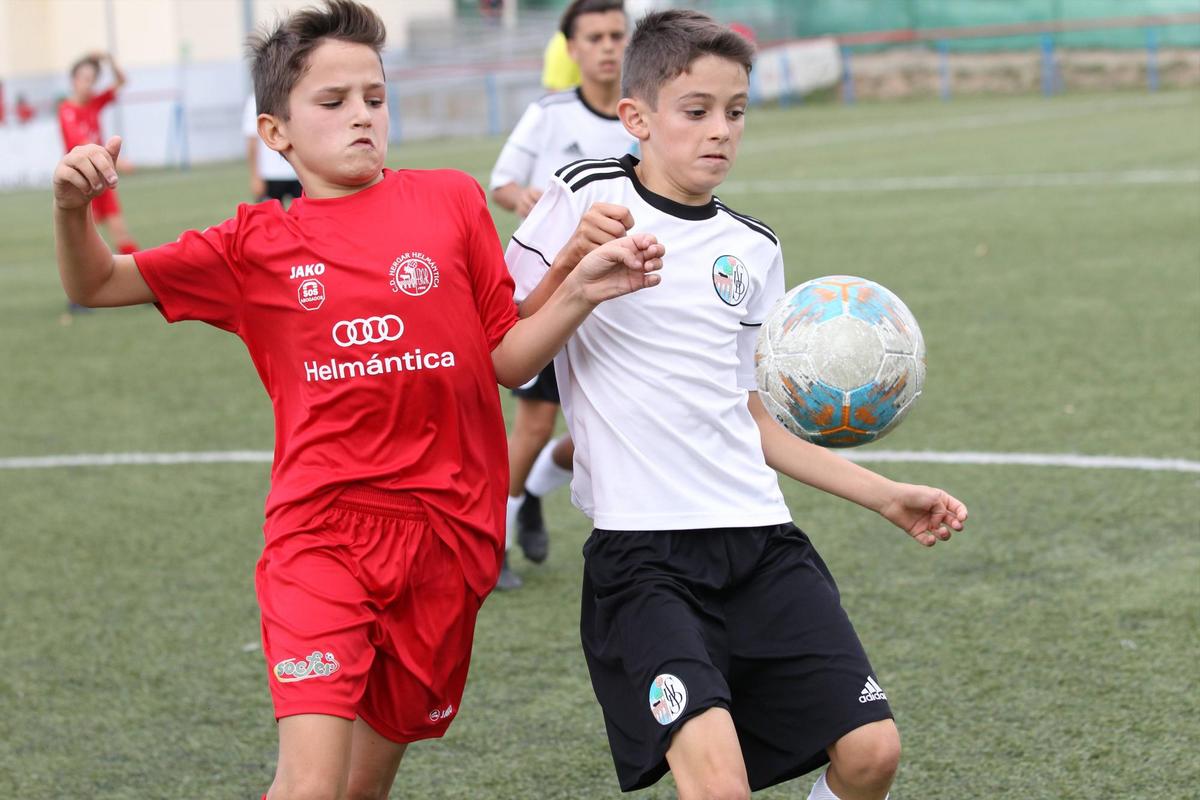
[
  {"left": 1, "top": 450, "right": 1197, "bottom": 473},
  {"left": 739, "top": 93, "right": 1198, "bottom": 153},
  {"left": 720, "top": 168, "right": 1200, "bottom": 194}
]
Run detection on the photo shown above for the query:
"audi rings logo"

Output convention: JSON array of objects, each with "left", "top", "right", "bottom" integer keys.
[{"left": 332, "top": 315, "right": 405, "bottom": 347}]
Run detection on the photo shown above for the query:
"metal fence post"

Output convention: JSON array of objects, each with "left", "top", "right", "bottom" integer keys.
[
  {"left": 841, "top": 46, "right": 856, "bottom": 105},
  {"left": 1146, "top": 27, "right": 1160, "bottom": 91},
  {"left": 485, "top": 73, "right": 501, "bottom": 136},
  {"left": 938, "top": 40, "right": 951, "bottom": 101},
  {"left": 1040, "top": 33, "right": 1058, "bottom": 96}
]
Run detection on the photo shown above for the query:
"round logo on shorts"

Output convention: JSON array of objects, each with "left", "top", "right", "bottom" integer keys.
[{"left": 648, "top": 673, "right": 688, "bottom": 726}]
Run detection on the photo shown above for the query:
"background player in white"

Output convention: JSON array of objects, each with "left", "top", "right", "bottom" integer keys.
[
  {"left": 507, "top": 10, "right": 968, "bottom": 800},
  {"left": 489, "top": 0, "right": 635, "bottom": 589}
]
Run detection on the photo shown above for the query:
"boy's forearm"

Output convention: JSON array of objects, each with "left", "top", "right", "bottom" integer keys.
[
  {"left": 749, "top": 393, "right": 894, "bottom": 513},
  {"left": 491, "top": 182, "right": 520, "bottom": 213},
  {"left": 517, "top": 259, "right": 572, "bottom": 318},
  {"left": 55, "top": 204, "right": 117, "bottom": 305},
  {"left": 494, "top": 277, "right": 592, "bottom": 387}
]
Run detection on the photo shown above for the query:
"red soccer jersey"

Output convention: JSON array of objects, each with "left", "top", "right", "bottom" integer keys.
[
  {"left": 59, "top": 88, "right": 117, "bottom": 151},
  {"left": 134, "top": 169, "right": 519, "bottom": 594}
]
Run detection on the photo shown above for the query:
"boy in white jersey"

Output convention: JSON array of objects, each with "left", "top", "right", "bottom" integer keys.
[
  {"left": 490, "top": 0, "right": 638, "bottom": 588},
  {"left": 507, "top": 10, "right": 968, "bottom": 800}
]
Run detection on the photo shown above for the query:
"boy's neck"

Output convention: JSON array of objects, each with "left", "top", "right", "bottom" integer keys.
[
  {"left": 578, "top": 79, "right": 620, "bottom": 117},
  {"left": 633, "top": 160, "right": 713, "bottom": 208},
  {"left": 301, "top": 170, "right": 386, "bottom": 200}
]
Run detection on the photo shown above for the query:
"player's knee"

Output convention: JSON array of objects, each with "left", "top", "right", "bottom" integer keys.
[
  {"left": 698, "top": 774, "right": 751, "bottom": 800},
  {"left": 267, "top": 777, "right": 346, "bottom": 800},
  {"left": 513, "top": 406, "right": 556, "bottom": 442},
  {"left": 830, "top": 722, "right": 900, "bottom": 791},
  {"left": 345, "top": 785, "right": 387, "bottom": 800}
]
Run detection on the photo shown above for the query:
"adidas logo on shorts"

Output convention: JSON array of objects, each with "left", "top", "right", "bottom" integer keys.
[{"left": 858, "top": 676, "right": 887, "bottom": 704}]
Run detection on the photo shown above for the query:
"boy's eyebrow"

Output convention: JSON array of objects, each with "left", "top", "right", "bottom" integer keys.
[
  {"left": 314, "top": 81, "right": 387, "bottom": 94},
  {"left": 676, "top": 90, "right": 750, "bottom": 103}
]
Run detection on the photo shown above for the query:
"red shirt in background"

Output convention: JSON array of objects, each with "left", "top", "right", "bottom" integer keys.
[
  {"left": 133, "top": 169, "right": 519, "bottom": 595},
  {"left": 58, "top": 87, "right": 116, "bottom": 150}
]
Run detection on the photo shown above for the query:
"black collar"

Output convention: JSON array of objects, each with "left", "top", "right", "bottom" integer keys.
[
  {"left": 619, "top": 154, "right": 718, "bottom": 221},
  {"left": 575, "top": 87, "right": 620, "bottom": 121}
]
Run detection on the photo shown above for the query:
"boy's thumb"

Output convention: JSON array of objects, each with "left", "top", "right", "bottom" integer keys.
[{"left": 105, "top": 135, "right": 123, "bottom": 159}]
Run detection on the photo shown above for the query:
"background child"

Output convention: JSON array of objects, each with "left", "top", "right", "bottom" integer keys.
[{"left": 490, "top": 0, "right": 636, "bottom": 587}]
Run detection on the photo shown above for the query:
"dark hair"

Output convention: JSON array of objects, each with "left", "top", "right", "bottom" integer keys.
[
  {"left": 621, "top": 9, "right": 755, "bottom": 107},
  {"left": 70, "top": 56, "right": 100, "bottom": 79},
  {"left": 560, "top": 0, "right": 625, "bottom": 40},
  {"left": 247, "top": 0, "right": 386, "bottom": 119}
]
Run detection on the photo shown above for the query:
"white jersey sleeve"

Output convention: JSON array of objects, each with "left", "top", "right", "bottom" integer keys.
[
  {"left": 736, "top": 244, "right": 786, "bottom": 390},
  {"left": 242, "top": 96, "right": 257, "bottom": 137},
  {"left": 504, "top": 177, "right": 581, "bottom": 303},
  {"left": 489, "top": 102, "right": 546, "bottom": 190}
]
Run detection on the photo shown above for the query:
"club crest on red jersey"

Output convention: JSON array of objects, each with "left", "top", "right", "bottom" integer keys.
[{"left": 389, "top": 252, "right": 440, "bottom": 297}]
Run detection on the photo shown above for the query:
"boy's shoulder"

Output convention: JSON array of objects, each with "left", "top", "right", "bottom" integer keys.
[
  {"left": 536, "top": 88, "right": 580, "bottom": 110},
  {"left": 712, "top": 195, "right": 779, "bottom": 246},
  {"left": 553, "top": 156, "right": 629, "bottom": 193}
]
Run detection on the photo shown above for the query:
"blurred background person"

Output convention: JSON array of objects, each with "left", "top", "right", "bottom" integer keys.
[
  {"left": 58, "top": 52, "right": 139, "bottom": 257},
  {"left": 489, "top": 0, "right": 635, "bottom": 590}
]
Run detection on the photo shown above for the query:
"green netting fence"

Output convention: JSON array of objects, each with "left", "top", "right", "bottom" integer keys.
[{"left": 686, "top": 0, "right": 1200, "bottom": 50}]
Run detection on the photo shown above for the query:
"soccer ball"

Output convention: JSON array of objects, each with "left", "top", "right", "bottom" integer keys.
[{"left": 755, "top": 276, "right": 925, "bottom": 447}]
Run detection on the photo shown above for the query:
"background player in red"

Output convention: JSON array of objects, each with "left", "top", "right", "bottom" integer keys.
[
  {"left": 50, "top": 2, "right": 663, "bottom": 797},
  {"left": 59, "top": 51, "right": 139, "bottom": 259}
]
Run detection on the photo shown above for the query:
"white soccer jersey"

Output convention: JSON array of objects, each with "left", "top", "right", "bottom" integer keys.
[
  {"left": 506, "top": 154, "right": 792, "bottom": 531},
  {"left": 242, "top": 96, "right": 298, "bottom": 182},
  {"left": 489, "top": 88, "right": 637, "bottom": 193}
]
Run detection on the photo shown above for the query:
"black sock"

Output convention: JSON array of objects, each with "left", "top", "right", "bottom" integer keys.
[{"left": 518, "top": 492, "right": 544, "bottom": 529}]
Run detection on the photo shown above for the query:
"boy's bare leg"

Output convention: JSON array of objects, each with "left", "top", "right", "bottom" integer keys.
[
  {"left": 508, "top": 397, "right": 558, "bottom": 496},
  {"left": 269, "top": 713, "right": 354, "bottom": 800},
  {"left": 665, "top": 707, "right": 751, "bottom": 800},
  {"left": 551, "top": 434, "right": 574, "bottom": 469},
  {"left": 823, "top": 720, "right": 900, "bottom": 800},
  {"left": 345, "top": 717, "right": 408, "bottom": 800}
]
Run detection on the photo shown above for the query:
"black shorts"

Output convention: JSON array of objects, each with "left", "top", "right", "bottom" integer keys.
[
  {"left": 511, "top": 361, "right": 560, "bottom": 403},
  {"left": 580, "top": 523, "right": 893, "bottom": 792},
  {"left": 263, "top": 179, "right": 303, "bottom": 203}
]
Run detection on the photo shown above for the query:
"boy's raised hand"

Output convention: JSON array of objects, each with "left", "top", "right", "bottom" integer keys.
[
  {"left": 54, "top": 136, "right": 122, "bottom": 210},
  {"left": 878, "top": 483, "right": 968, "bottom": 548},
  {"left": 570, "top": 233, "right": 664, "bottom": 305},
  {"left": 558, "top": 202, "right": 636, "bottom": 270}
]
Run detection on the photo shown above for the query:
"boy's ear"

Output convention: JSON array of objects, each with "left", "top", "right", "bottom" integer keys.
[
  {"left": 257, "top": 113, "right": 291, "bottom": 158},
  {"left": 618, "top": 97, "right": 650, "bottom": 142}
]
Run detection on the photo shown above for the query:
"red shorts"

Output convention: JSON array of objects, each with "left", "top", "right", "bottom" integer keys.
[
  {"left": 256, "top": 485, "right": 483, "bottom": 742},
  {"left": 90, "top": 186, "right": 121, "bottom": 222}
]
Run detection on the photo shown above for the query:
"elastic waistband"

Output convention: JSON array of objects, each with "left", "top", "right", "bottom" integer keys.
[{"left": 333, "top": 484, "right": 426, "bottom": 520}]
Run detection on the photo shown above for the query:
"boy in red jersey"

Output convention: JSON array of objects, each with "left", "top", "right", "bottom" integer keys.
[
  {"left": 59, "top": 51, "right": 139, "bottom": 257},
  {"left": 50, "top": 2, "right": 663, "bottom": 797}
]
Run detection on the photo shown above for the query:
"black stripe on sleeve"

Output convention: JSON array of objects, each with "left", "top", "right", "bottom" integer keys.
[
  {"left": 568, "top": 170, "right": 629, "bottom": 193},
  {"left": 510, "top": 235, "right": 552, "bottom": 269},
  {"left": 740, "top": 321, "right": 763, "bottom": 327},
  {"left": 714, "top": 200, "right": 779, "bottom": 245}
]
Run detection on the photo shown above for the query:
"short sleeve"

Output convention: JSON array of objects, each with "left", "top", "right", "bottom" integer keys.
[
  {"left": 93, "top": 88, "right": 117, "bottom": 111},
  {"left": 242, "top": 96, "right": 257, "bottom": 138},
  {"left": 461, "top": 180, "right": 519, "bottom": 350},
  {"left": 736, "top": 245, "right": 786, "bottom": 390},
  {"left": 133, "top": 214, "right": 245, "bottom": 333},
  {"left": 489, "top": 103, "right": 544, "bottom": 190},
  {"left": 505, "top": 177, "right": 580, "bottom": 303}
]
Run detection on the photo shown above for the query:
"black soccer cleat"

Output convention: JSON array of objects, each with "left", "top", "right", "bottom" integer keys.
[
  {"left": 496, "top": 553, "right": 523, "bottom": 591},
  {"left": 516, "top": 493, "right": 549, "bottom": 564}
]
